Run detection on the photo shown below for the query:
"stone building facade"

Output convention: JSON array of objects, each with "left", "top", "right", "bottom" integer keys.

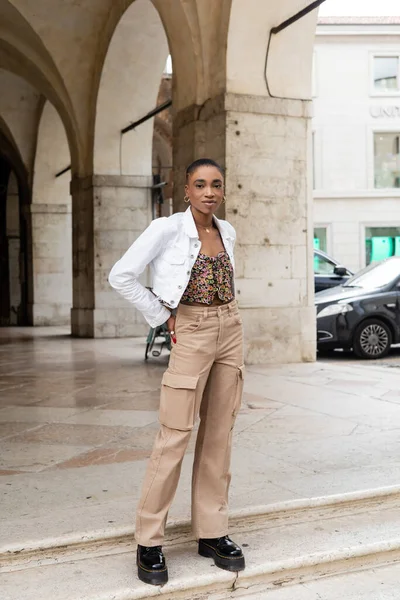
[
  {"left": 313, "top": 17, "right": 400, "bottom": 272},
  {"left": 0, "top": 0, "right": 320, "bottom": 364}
]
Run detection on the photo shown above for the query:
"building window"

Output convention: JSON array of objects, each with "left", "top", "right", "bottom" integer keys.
[
  {"left": 365, "top": 226, "right": 400, "bottom": 265},
  {"left": 374, "top": 132, "right": 400, "bottom": 188},
  {"left": 314, "top": 227, "right": 327, "bottom": 252},
  {"left": 373, "top": 56, "right": 399, "bottom": 92}
]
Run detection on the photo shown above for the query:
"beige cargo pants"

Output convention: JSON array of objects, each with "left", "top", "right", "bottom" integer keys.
[{"left": 135, "top": 300, "right": 244, "bottom": 547}]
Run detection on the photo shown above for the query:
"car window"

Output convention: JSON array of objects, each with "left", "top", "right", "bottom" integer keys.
[
  {"left": 344, "top": 257, "right": 400, "bottom": 289},
  {"left": 314, "top": 253, "right": 336, "bottom": 275}
]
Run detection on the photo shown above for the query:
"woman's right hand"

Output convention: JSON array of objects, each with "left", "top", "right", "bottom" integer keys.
[{"left": 167, "top": 314, "right": 176, "bottom": 344}]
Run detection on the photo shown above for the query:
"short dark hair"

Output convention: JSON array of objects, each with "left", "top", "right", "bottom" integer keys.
[{"left": 186, "top": 158, "right": 224, "bottom": 180}]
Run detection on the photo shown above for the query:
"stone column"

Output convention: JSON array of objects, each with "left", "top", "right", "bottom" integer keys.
[
  {"left": 30, "top": 203, "right": 72, "bottom": 325},
  {"left": 174, "top": 93, "right": 316, "bottom": 364},
  {"left": 70, "top": 175, "right": 152, "bottom": 338},
  {"left": 6, "top": 174, "right": 20, "bottom": 325}
]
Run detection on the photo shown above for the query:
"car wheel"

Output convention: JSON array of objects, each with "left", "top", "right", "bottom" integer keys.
[{"left": 353, "top": 319, "right": 392, "bottom": 359}]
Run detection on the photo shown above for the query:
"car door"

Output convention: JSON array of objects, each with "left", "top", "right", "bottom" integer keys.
[
  {"left": 314, "top": 252, "right": 348, "bottom": 293},
  {"left": 393, "top": 279, "right": 400, "bottom": 340},
  {"left": 359, "top": 287, "right": 400, "bottom": 338}
]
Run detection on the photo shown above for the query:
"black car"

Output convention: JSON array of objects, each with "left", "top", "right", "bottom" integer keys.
[
  {"left": 314, "top": 249, "right": 352, "bottom": 293},
  {"left": 316, "top": 256, "right": 400, "bottom": 359}
]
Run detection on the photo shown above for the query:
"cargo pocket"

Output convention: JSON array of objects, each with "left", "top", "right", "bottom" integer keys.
[
  {"left": 232, "top": 365, "right": 245, "bottom": 418},
  {"left": 159, "top": 371, "right": 199, "bottom": 431}
]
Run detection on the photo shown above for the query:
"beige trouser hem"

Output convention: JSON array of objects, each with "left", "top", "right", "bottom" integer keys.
[{"left": 135, "top": 300, "right": 244, "bottom": 547}]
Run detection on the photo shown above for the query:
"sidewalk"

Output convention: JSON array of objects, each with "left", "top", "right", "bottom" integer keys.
[{"left": 1, "top": 327, "right": 400, "bottom": 555}]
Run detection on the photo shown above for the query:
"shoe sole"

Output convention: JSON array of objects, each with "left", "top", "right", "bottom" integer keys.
[
  {"left": 137, "top": 562, "right": 168, "bottom": 586},
  {"left": 198, "top": 541, "right": 245, "bottom": 572}
]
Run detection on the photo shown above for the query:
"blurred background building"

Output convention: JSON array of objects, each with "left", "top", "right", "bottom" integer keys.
[{"left": 313, "top": 17, "right": 400, "bottom": 272}]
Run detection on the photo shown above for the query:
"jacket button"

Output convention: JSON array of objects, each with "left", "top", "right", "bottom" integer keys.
[
  {"left": 194, "top": 243, "right": 199, "bottom": 248},
  {"left": 178, "top": 285, "right": 182, "bottom": 289},
  {"left": 170, "top": 300, "right": 175, "bottom": 305},
  {"left": 187, "top": 271, "right": 190, "bottom": 275},
  {"left": 190, "top": 254, "right": 194, "bottom": 258}
]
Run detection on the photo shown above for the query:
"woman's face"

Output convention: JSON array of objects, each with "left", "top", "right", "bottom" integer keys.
[{"left": 185, "top": 166, "right": 224, "bottom": 216}]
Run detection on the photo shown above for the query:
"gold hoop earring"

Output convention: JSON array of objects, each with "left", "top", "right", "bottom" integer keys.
[
  {"left": 184, "top": 195, "right": 190, "bottom": 203},
  {"left": 223, "top": 195, "right": 227, "bottom": 204}
]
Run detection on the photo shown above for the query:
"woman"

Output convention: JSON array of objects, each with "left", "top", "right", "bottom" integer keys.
[{"left": 109, "top": 158, "right": 245, "bottom": 586}]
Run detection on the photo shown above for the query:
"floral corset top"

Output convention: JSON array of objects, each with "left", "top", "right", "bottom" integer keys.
[{"left": 181, "top": 251, "right": 234, "bottom": 305}]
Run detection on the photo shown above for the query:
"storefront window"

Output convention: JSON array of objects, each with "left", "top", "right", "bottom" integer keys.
[
  {"left": 374, "top": 132, "right": 400, "bottom": 188},
  {"left": 373, "top": 56, "right": 399, "bottom": 91},
  {"left": 314, "top": 227, "right": 327, "bottom": 252},
  {"left": 365, "top": 226, "right": 400, "bottom": 265}
]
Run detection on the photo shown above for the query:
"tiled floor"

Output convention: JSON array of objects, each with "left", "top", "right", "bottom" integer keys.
[
  {"left": 0, "top": 328, "right": 166, "bottom": 474},
  {"left": 2, "top": 327, "right": 400, "bottom": 552}
]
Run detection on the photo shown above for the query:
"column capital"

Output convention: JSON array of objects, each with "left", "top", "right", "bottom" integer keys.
[{"left": 174, "top": 92, "right": 313, "bottom": 129}]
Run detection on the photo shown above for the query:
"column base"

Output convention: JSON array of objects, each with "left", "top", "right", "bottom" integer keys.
[
  {"left": 71, "top": 307, "right": 148, "bottom": 338},
  {"left": 242, "top": 306, "right": 316, "bottom": 365},
  {"left": 71, "top": 308, "right": 94, "bottom": 337},
  {"left": 32, "top": 303, "right": 71, "bottom": 327}
]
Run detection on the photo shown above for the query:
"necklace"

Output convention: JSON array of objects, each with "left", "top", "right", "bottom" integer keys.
[{"left": 195, "top": 223, "right": 214, "bottom": 234}]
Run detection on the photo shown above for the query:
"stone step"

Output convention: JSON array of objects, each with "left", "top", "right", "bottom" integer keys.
[
  {"left": 2, "top": 486, "right": 400, "bottom": 599},
  {"left": 2, "top": 485, "right": 400, "bottom": 572}
]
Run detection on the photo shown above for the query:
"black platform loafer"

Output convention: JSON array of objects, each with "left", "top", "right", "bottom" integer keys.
[
  {"left": 198, "top": 535, "right": 245, "bottom": 572},
  {"left": 137, "top": 544, "right": 168, "bottom": 586}
]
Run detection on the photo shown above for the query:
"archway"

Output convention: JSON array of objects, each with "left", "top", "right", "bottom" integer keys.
[
  {"left": 85, "top": 0, "right": 170, "bottom": 337},
  {"left": 0, "top": 0, "right": 82, "bottom": 174},
  {"left": 0, "top": 3, "right": 85, "bottom": 330},
  {"left": 31, "top": 100, "right": 72, "bottom": 326},
  {"left": 0, "top": 122, "right": 31, "bottom": 326}
]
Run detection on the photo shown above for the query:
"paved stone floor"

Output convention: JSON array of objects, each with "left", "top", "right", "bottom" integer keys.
[{"left": 1, "top": 327, "right": 400, "bottom": 551}]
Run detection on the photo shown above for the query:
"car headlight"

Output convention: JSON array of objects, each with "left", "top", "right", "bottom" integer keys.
[{"left": 317, "top": 304, "right": 353, "bottom": 319}]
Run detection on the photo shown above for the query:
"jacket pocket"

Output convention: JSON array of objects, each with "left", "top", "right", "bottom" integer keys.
[
  {"left": 232, "top": 365, "right": 245, "bottom": 418},
  {"left": 159, "top": 371, "right": 199, "bottom": 431}
]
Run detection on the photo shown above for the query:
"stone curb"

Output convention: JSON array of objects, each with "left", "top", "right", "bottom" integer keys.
[
  {"left": 21, "top": 538, "right": 400, "bottom": 600},
  {"left": 234, "top": 539, "right": 400, "bottom": 594},
  {"left": 2, "top": 485, "right": 400, "bottom": 571}
]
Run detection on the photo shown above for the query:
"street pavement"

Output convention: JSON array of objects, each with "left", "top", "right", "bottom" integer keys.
[{"left": 1, "top": 327, "right": 400, "bottom": 554}]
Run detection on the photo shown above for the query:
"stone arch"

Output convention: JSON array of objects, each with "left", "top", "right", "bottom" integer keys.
[
  {"left": 81, "top": 0, "right": 171, "bottom": 338},
  {"left": 0, "top": 0, "right": 82, "bottom": 174},
  {"left": 94, "top": 0, "right": 169, "bottom": 176},
  {"left": 152, "top": 0, "right": 231, "bottom": 110},
  {"left": 31, "top": 100, "right": 72, "bottom": 326}
]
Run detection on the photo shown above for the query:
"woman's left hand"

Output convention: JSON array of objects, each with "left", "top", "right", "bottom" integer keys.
[{"left": 167, "top": 315, "right": 177, "bottom": 344}]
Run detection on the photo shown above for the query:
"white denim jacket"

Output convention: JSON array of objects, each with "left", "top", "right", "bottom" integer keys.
[{"left": 108, "top": 207, "right": 236, "bottom": 328}]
